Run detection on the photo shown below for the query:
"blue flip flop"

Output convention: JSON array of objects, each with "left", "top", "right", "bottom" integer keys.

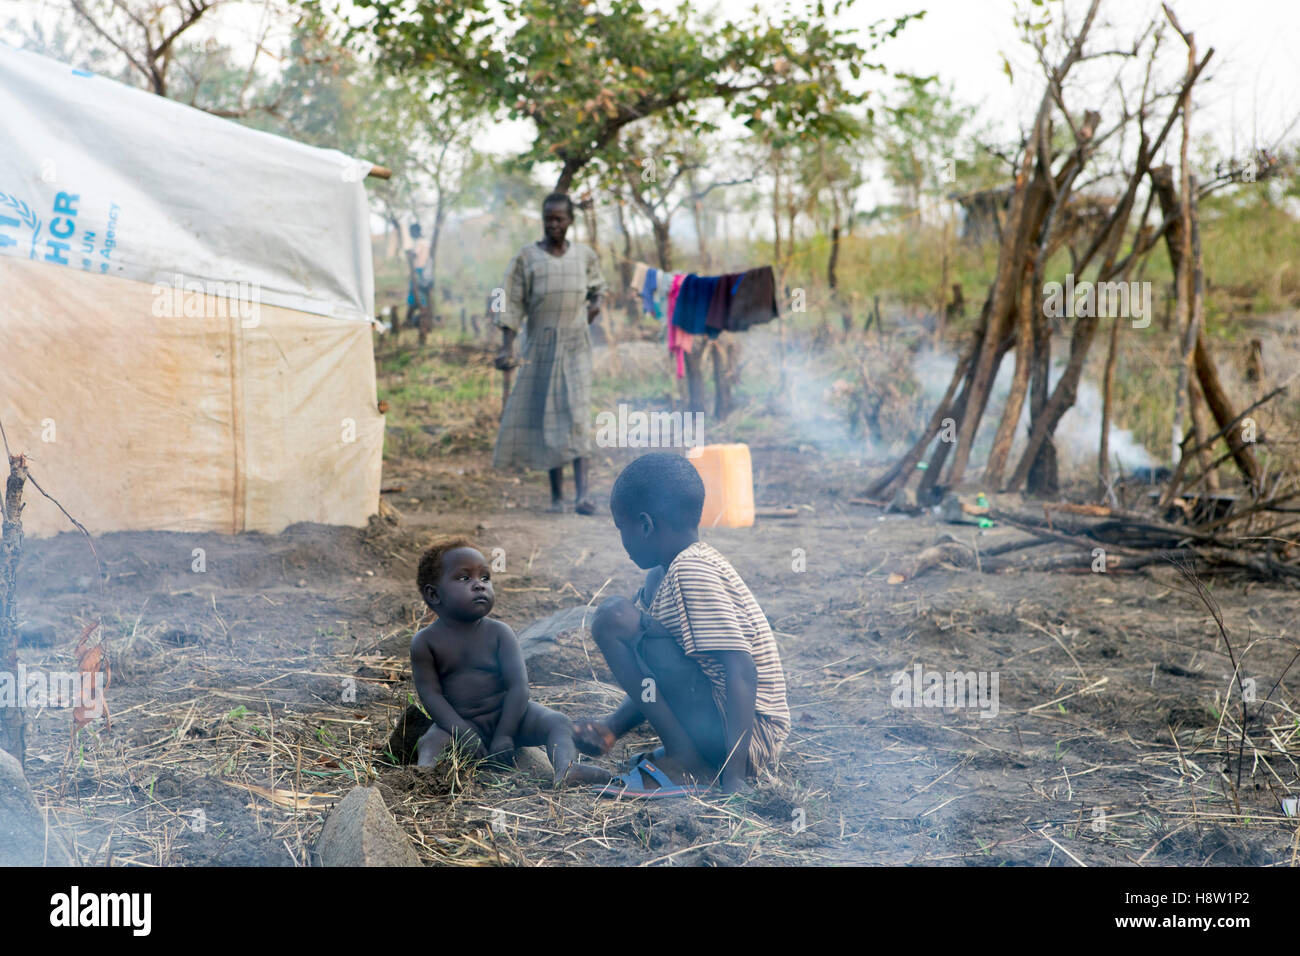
[
  {"left": 594, "top": 757, "right": 704, "bottom": 800},
  {"left": 629, "top": 746, "right": 666, "bottom": 767}
]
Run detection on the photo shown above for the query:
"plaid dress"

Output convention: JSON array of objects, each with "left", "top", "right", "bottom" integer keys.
[{"left": 492, "top": 241, "right": 607, "bottom": 472}]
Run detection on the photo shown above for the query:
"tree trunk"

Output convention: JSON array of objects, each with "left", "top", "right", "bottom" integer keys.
[
  {"left": 1169, "top": 24, "right": 1197, "bottom": 465},
  {"left": 771, "top": 152, "right": 782, "bottom": 276},
  {"left": 0, "top": 454, "right": 29, "bottom": 765},
  {"left": 1007, "top": 314, "right": 1102, "bottom": 490},
  {"left": 1149, "top": 165, "right": 1260, "bottom": 486},
  {"left": 863, "top": 338, "right": 977, "bottom": 499},
  {"left": 710, "top": 338, "right": 740, "bottom": 419},
  {"left": 984, "top": 265, "right": 1035, "bottom": 486},
  {"left": 653, "top": 220, "right": 672, "bottom": 272},
  {"left": 683, "top": 343, "right": 707, "bottom": 414},
  {"left": 1188, "top": 378, "right": 1220, "bottom": 490},
  {"left": 827, "top": 224, "right": 840, "bottom": 294},
  {"left": 428, "top": 193, "right": 447, "bottom": 327},
  {"left": 944, "top": 90, "right": 1057, "bottom": 487},
  {"left": 1098, "top": 311, "right": 1121, "bottom": 492},
  {"left": 615, "top": 200, "right": 636, "bottom": 323},
  {"left": 687, "top": 170, "right": 711, "bottom": 272},
  {"left": 556, "top": 156, "right": 584, "bottom": 193}
]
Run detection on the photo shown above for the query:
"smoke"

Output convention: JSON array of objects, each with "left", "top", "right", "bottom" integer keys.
[
  {"left": 912, "top": 348, "right": 1155, "bottom": 472},
  {"left": 769, "top": 334, "right": 1155, "bottom": 476}
]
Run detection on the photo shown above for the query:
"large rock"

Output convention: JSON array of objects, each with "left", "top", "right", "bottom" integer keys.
[
  {"left": 517, "top": 605, "right": 593, "bottom": 680},
  {"left": 0, "top": 748, "right": 72, "bottom": 865},
  {"left": 315, "top": 786, "right": 420, "bottom": 867}
]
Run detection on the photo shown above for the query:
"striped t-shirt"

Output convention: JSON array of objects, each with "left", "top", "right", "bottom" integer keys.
[{"left": 642, "top": 542, "right": 790, "bottom": 769}]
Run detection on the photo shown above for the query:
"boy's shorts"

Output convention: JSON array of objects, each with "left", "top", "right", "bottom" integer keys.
[{"left": 629, "top": 609, "right": 781, "bottom": 773}]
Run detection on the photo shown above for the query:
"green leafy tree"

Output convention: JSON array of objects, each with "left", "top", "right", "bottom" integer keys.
[
  {"left": 260, "top": 15, "right": 488, "bottom": 327},
  {"left": 873, "top": 78, "right": 999, "bottom": 221},
  {"left": 328, "top": 0, "right": 919, "bottom": 191},
  {"left": 797, "top": 110, "right": 867, "bottom": 294}
]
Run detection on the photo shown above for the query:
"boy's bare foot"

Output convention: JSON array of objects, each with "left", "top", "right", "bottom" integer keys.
[
  {"left": 547, "top": 499, "right": 565, "bottom": 514},
  {"left": 571, "top": 719, "right": 616, "bottom": 757},
  {"left": 553, "top": 760, "right": 614, "bottom": 786},
  {"left": 641, "top": 753, "right": 709, "bottom": 788},
  {"left": 574, "top": 497, "right": 597, "bottom": 515}
]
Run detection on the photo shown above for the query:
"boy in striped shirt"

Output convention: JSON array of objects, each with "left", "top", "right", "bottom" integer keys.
[{"left": 575, "top": 453, "right": 790, "bottom": 794}]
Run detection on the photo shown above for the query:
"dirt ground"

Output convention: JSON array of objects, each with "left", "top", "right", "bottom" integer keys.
[{"left": 14, "top": 426, "right": 1300, "bottom": 866}]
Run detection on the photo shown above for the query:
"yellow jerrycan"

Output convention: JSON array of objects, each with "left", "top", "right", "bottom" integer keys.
[{"left": 687, "top": 443, "right": 755, "bottom": 528}]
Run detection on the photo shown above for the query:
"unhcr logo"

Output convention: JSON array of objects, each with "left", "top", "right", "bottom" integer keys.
[
  {"left": 1043, "top": 273, "right": 1151, "bottom": 329},
  {"left": 594, "top": 404, "right": 705, "bottom": 449},
  {"left": 151, "top": 272, "right": 261, "bottom": 328}
]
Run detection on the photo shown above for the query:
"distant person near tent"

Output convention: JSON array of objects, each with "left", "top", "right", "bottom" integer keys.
[
  {"left": 404, "top": 221, "right": 433, "bottom": 334},
  {"left": 492, "top": 192, "right": 607, "bottom": 514}
]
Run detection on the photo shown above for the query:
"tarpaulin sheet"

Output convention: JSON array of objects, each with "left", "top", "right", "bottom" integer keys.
[
  {"left": 0, "top": 43, "right": 375, "bottom": 320},
  {"left": 0, "top": 46, "right": 383, "bottom": 536}
]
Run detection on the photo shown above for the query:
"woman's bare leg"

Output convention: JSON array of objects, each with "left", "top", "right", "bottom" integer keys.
[
  {"left": 547, "top": 467, "right": 564, "bottom": 511},
  {"left": 574, "top": 458, "right": 596, "bottom": 514}
]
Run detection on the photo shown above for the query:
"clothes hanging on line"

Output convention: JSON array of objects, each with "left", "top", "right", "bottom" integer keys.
[
  {"left": 667, "top": 322, "right": 694, "bottom": 380},
  {"left": 728, "top": 266, "right": 779, "bottom": 331},
  {"left": 626, "top": 262, "right": 779, "bottom": 378},
  {"left": 628, "top": 261, "right": 779, "bottom": 334},
  {"left": 673, "top": 274, "right": 720, "bottom": 336},
  {"left": 665, "top": 273, "right": 688, "bottom": 377},
  {"left": 630, "top": 261, "right": 649, "bottom": 305},
  {"left": 651, "top": 269, "right": 669, "bottom": 319},
  {"left": 642, "top": 267, "right": 660, "bottom": 319},
  {"left": 705, "top": 271, "right": 743, "bottom": 338}
]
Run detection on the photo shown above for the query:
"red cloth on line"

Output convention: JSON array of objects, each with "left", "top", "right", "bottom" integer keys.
[{"left": 666, "top": 273, "right": 692, "bottom": 378}]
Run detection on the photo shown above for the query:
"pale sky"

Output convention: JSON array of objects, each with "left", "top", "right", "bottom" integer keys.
[
  {"left": 453, "top": 0, "right": 1300, "bottom": 205},
  {"left": 6, "top": 0, "right": 1297, "bottom": 211}
]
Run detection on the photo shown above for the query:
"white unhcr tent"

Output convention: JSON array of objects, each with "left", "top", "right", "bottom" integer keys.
[{"left": 0, "top": 45, "right": 385, "bottom": 536}]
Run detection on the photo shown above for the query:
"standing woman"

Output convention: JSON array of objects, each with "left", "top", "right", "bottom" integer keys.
[{"left": 493, "top": 192, "right": 607, "bottom": 514}]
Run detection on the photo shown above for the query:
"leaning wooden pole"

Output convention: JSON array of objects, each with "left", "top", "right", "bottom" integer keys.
[
  {"left": 0, "top": 450, "right": 29, "bottom": 765},
  {"left": 1148, "top": 165, "right": 1260, "bottom": 487}
]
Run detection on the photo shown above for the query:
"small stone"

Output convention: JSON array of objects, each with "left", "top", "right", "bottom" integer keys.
[{"left": 296, "top": 579, "right": 307, "bottom": 588}]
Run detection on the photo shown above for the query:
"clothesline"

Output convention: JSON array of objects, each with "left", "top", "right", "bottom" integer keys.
[{"left": 624, "top": 261, "right": 780, "bottom": 379}]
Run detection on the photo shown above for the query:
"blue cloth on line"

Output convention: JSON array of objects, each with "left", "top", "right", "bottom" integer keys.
[
  {"left": 642, "top": 268, "right": 660, "bottom": 319},
  {"left": 673, "top": 274, "right": 720, "bottom": 335}
]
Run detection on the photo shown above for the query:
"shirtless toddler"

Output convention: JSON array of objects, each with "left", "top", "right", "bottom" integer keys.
[{"left": 409, "top": 538, "right": 608, "bottom": 786}]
